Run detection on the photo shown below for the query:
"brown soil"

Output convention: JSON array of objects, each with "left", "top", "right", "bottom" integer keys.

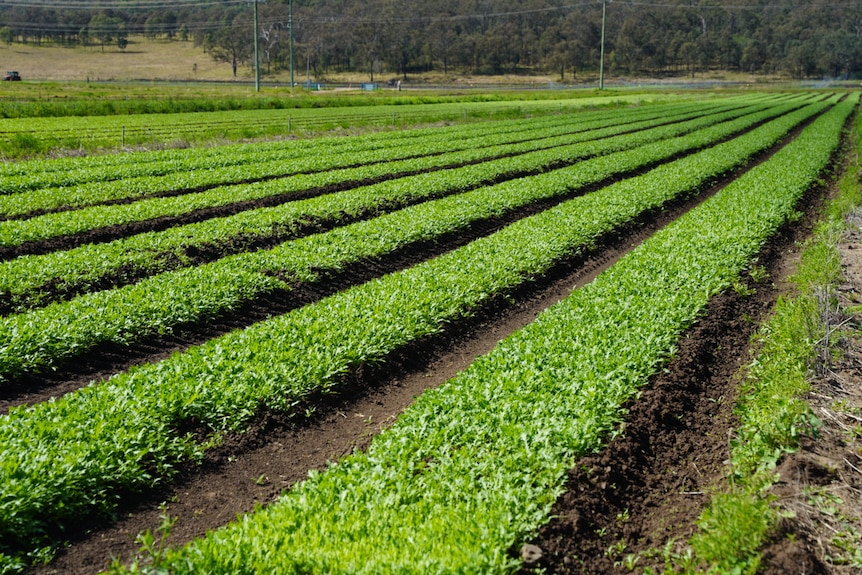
[{"left": 18, "top": 109, "right": 848, "bottom": 575}]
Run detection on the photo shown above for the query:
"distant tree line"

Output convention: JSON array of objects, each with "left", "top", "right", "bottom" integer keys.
[{"left": 1, "top": 0, "right": 861, "bottom": 80}]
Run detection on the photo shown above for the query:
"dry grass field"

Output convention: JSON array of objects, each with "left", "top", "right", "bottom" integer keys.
[
  {"left": 0, "top": 37, "right": 244, "bottom": 83},
  {"left": 0, "top": 35, "right": 564, "bottom": 86},
  {"left": 0, "top": 34, "right": 798, "bottom": 92}
]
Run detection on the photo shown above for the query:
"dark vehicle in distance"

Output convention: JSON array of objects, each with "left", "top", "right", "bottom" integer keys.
[{"left": 4, "top": 71, "right": 21, "bottom": 81}]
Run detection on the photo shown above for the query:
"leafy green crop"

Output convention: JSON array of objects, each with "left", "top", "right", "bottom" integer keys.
[
  {"left": 0, "top": 98, "right": 785, "bottom": 312},
  {"left": 0, "top": 98, "right": 825, "bottom": 382},
  {"left": 0, "top": 101, "right": 760, "bottom": 246},
  {"left": 115, "top": 92, "right": 857, "bottom": 575},
  {"left": 0, "top": 93, "right": 845, "bottom": 569},
  {"left": 0, "top": 98, "right": 709, "bottom": 202},
  {"left": 0, "top": 93, "right": 679, "bottom": 158}
]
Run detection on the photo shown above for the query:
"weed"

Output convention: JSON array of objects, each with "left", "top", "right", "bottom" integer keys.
[
  {"left": 107, "top": 504, "right": 177, "bottom": 575},
  {"left": 731, "top": 280, "right": 756, "bottom": 297},
  {"left": 749, "top": 264, "right": 769, "bottom": 283},
  {"left": 1, "top": 133, "right": 45, "bottom": 158},
  {"left": 605, "top": 539, "right": 627, "bottom": 558},
  {"left": 804, "top": 486, "right": 842, "bottom": 516}
]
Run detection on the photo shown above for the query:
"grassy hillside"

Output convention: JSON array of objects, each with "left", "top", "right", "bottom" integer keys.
[
  {"left": 0, "top": 37, "right": 245, "bottom": 83},
  {"left": 0, "top": 35, "right": 565, "bottom": 86}
]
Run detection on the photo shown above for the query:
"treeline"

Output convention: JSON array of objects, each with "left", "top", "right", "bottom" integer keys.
[{"left": 1, "top": 0, "right": 861, "bottom": 80}]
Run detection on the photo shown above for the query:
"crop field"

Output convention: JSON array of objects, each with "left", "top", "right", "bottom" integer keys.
[
  {"left": 0, "top": 90, "right": 858, "bottom": 574},
  {"left": 0, "top": 92, "right": 677, "bottom": 160}
]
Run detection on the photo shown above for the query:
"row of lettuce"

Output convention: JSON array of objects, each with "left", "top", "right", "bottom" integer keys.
[
  {"left": 0, "top": 98, "right": 831, "bottom": 384},
  {"left": 0, "top": 98, "right": 778, "bottom": 245},
  {"left": 0, "top": 94, "right": 686, "bottom": 181},
  {"left": 0, "top": 96, "right": 808, "bottom": 313},
  {"left": 0, "top": 99, "right": 713, "bottom": 202},
  {"left": 667, "top": 94, "right": 862, "bottom": 575},
  {"left": 98, "top": 95, "right": 856, "bottom": 574},
  {"left": 0, "top": 94, "right": 674, "bottom": 158},
  {"left": 0, "top": 93, "right": 850, "bottom": 571}
]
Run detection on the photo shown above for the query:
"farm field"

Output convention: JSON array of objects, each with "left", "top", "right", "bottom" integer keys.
[
  {"left": 0, "top": 91, "right": 681, "bottom": 160},
  {"left": 0, "top": 90, "right": 859, "bottom": 574}
]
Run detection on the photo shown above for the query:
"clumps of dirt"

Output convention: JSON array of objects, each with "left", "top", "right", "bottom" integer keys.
[{"left": 759, "top": 520, "right": 831, "bottom": 575}]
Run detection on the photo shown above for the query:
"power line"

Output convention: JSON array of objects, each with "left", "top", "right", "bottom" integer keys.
[
  {"left": 1, "top": 0, "right": 861, "bottom": 33},
  {"left": 0, "top": 0, "right": 246, "bottom": 9}
]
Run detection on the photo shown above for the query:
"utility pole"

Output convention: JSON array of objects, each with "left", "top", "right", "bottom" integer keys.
[
  {"left": 599, "top": 0, "right": 607, "bottom": 90},
  {"left": 289, "top": 0, "right": 295, "bottom": 87},
  {"left": 253, "top": 0, "right": 260, "bottom": 91}
]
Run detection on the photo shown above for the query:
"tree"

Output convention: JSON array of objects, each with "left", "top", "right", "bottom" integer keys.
[
  {"left": 347, "top": 0, "right": 389, "bottom": 81},
  {"left": 677, "top": 40, "right": 701, "bottom": 77},
  {"left": 740, "top": 39, "right": 767, "bottom": 73},
  {"left": 2, "top": 0, "right": 862, "bottom": 79},
  {"left": 87, "top": 12, "right": 126, "bottom": 52},
  {"left": 144, "top": 14, "right": 161, "bottom": 40},
  {"left": 0, "top": 27, "right": 13, "bottom": 46},
  {"left": 205, "top": 25, "right": 251, "bottom": 77},
  {"left": 259, "top": 22, "right": 282, "bottom": 74},
  {"left": 162, "top": 11, "right": 178, "bottom": 39},
  {"left": 117, "top": 31, "right": 128, "bottom": 50},
  {"left": 817, "top": 31, "right": 860, "bottom": 79}
]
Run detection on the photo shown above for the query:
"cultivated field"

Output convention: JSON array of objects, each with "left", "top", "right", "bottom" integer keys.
[
  {"left": 0, "top": 92, "right": 678, "bottom": 159},
  {"left": 0, "top": 91, "right": 860, "bottom": 574}
]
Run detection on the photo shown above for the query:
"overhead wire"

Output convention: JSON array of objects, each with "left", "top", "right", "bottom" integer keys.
[{"left": 0, "top": 0, "right": 860, "bottom": 33}]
